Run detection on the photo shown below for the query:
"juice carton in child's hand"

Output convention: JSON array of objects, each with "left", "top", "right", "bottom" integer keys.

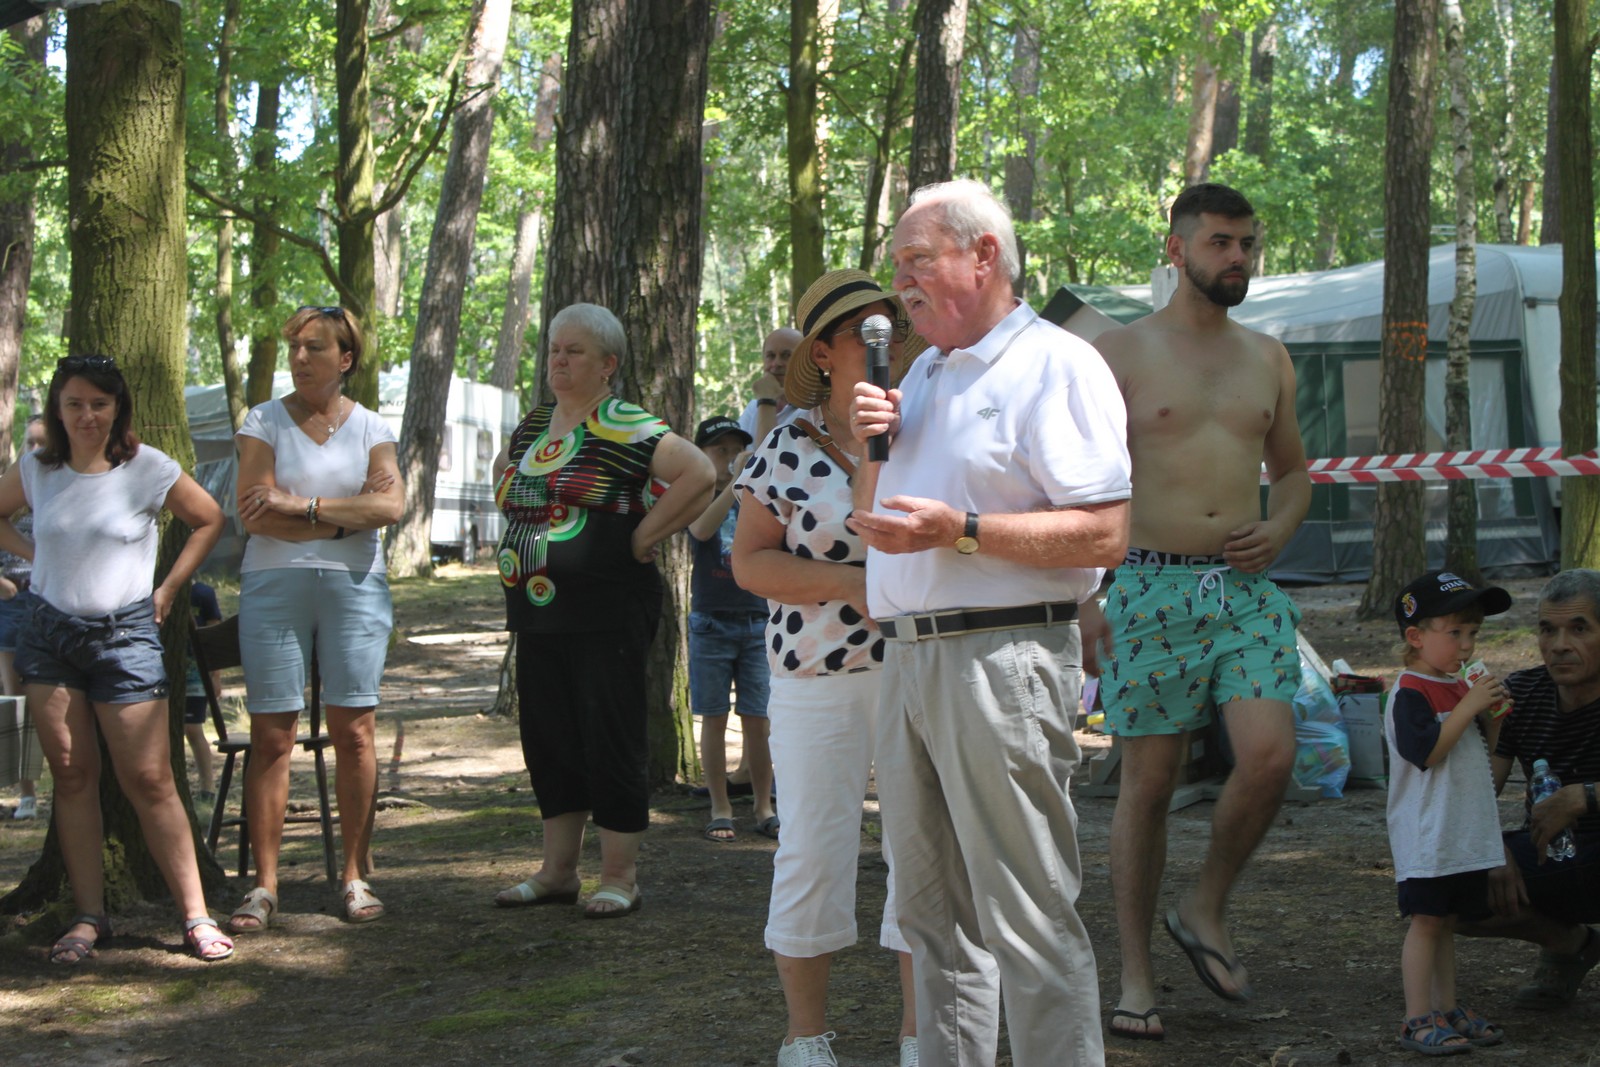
[{"left": 1459, "top": 659, "right": 1510, "bottom": 718}]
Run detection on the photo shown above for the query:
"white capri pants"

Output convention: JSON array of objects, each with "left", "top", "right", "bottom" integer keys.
[{"left": 764, "top": 670, "right": 908, "bottom": 958}]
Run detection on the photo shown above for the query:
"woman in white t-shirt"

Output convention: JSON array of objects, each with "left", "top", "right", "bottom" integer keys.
[
  {"left": 227, "top": 306, "right": 402, "bottom": 933},
  {"left": 731, "top": 270, "right": 923, "bottom": 1067},
  {"left": 0, "top": 355, "right": 229, "bottom": 963}
]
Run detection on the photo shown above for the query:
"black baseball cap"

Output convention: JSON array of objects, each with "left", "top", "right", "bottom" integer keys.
[
  {"left": 1394, "top": 570, "right": 1513, "bottom": 635},
  {"left": 694, "top": 416, "right": 753, "bottom": 448}
]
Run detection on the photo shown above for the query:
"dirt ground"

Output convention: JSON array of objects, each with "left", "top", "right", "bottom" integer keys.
[{"left": 3, "top": 568, "right": 1597, "bottom": 1067}]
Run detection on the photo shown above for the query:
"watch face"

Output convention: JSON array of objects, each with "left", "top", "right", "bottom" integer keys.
[{"left": 954, "top": 536, "right": 979, "bottom": 555}]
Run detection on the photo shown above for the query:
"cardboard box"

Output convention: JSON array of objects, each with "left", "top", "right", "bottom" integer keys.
[{"left": 1339, "top": 692, "right": 1387, "bottom": 784}]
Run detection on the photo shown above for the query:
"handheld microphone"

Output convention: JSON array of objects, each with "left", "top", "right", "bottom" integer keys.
[{"left": 861, "top": 314, "right": 893, "bottom": 462}]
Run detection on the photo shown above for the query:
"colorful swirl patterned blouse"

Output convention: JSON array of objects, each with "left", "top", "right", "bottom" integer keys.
[{"left": 495, "top": 397, "right": 668, "bottom": 633}]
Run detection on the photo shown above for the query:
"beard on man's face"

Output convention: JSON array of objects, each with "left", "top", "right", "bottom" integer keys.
[{"left": 1186, "top": 260, "right": 1250, "bottom": 308}]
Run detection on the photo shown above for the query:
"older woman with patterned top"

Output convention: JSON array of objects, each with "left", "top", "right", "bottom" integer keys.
[
  {"left": 492, "top": 302, "right": 713, "bottom": 919},
  {"left": 732, "top": 270, "right": 924, "bottom": 1067}
]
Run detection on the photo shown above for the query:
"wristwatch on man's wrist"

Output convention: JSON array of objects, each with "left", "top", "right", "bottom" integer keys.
[{"left": 954, "top": 511, "right": 980, "bottom": 555}]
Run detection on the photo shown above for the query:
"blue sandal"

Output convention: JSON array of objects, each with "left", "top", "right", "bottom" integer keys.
[
  {"left": 1444, "top": 1005, "right": 1503, "bottom": 1047},
  {"left": 1398, "top": 1013, "right": 1471, "bottom": 1056}
]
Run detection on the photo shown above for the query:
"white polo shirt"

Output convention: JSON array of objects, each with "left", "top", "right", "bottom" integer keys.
[{"left": 866, "top": 301, "right": 1131, "bottom": 618}]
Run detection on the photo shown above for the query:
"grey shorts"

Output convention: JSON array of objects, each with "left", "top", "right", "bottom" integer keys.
[
  {"left": 16, "top": 596, "right": 169, "bottom": 705},
  {"left": 239, "top": 568, "right": 393, "bottom": 713}
]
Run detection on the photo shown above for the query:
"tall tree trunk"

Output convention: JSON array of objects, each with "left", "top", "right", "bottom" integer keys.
[
  {"left": 1243, "top": 21, "right": 1276, "bottom": 161},
  {"left": 858, "top": 25, "right": 915, "bottom": 273},
  {"left": 907, "top": 0, "right": 967, "bottom": 193},
  {"left": 614, "top": 0, "right": 714, "bottom": 788},
  {"left": 1359, "top": 0, "right": 1438, "bottom": 619},
  {"left": 337, "top": 0, "right": 381, "bottom": 409},
  {"left": 538, "top": 0, "right": 626, "bottom": 381},
  {"left": 246, "top": 81, "right": 283, "bottom": 407},
  {"left": 490, "top": 208, "right": 539, "bottom": 392},
  {"left": 370, "top": 0, "right": 410, "bottom": 321},
  {"left": 1554, "top": 0, "right": 1598, "bottom": 568},
  {"left": 0, "top": 15, "right": 45, "bottom": 469},
  {"left": 1487, "top": 0, "right": 1517, "bottom": 244},
  {"left": 1538, "top": 64, "right": 1559, "bottom": 244},
  {"left": 5, "top": 0, "right": 223, "bottom": 915},
  {"left": 212, "top": 0, "right": 244, "bottom": 431},
  {"left": 489, "top": 51, "right": 560, "bottom": 393},
  {"left": 1003, "top": 19, "right": 1039, "bottom": 296},
  {"left": 788, "top": 0, "right": 825, "bottom": 312},
  {"left": 1517, "top": 179, "right": 1535, "bottom": 244},
  {"left": 1183, "top": 14, "right": 1220, "bottom": 186},
  {"left": 1442, "top": 0, "right": 1479, "bottom": 582},
  {"left": 1210, "top": 30, "right": 1243, "bottom": 164},
  {"left": 390, "top": 0, "right": 512, "bottom": 579}
]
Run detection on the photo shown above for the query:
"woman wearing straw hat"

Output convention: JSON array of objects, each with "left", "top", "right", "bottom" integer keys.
[{"left": 732, "top": 270, "right": 924, "bottom": 1067}]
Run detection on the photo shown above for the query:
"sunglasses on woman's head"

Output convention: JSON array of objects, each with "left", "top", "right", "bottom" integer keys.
[
  {"left": 298, "top": 305, "right": 346, "bottom": 319},
  {"left": 57, "top": 355, "right": 117, "bottom": 371}
]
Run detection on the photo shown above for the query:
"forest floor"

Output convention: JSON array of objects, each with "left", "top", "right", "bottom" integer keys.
[{"left": 3, "top": 566, "right": 1598, "bottom": 1067}]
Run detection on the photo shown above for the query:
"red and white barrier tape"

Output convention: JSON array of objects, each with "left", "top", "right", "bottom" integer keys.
[{"left": 1260, "top": 447, "right": 1600, "bottom": 485}]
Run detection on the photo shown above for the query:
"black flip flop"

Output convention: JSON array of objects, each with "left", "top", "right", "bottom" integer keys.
[
  {"left": 1165, "top": 908, "right": 1252, "bottom": 1002},
  {"left": 753, "top": 815, "right": 780, "bottom": 840},
  {"left": 704, "top": 817, "right": 736, "bottom": 842},
  {"left": 1109, "top": 1007, "right": 1165, "bottom": 1042}
]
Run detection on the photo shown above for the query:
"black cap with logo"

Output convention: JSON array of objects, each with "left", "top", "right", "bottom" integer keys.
[
  {"left": 1393, "top": 570, "right": 1513, "bottom": 636},
  {"left": 694, "top": 416, "right": 753, "bottom": 448}
]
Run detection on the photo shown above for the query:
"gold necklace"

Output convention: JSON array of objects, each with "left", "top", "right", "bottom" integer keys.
[{"left": 296, "top": 394, "right": 346, "bottom": 437}]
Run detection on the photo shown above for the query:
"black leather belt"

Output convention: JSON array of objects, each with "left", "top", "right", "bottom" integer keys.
[{"left": 878, "top": 601, "right": 1078, "bottom": 642}]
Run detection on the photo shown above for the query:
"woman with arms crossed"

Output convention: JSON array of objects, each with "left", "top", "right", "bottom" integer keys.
[
  {"left": 228, "top": 306, "right": 403, "bottom": 931},
  {"left": 0, "top": 355, "right": 229, "bottom": 963}
]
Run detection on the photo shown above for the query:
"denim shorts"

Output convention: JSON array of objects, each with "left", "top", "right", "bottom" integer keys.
[
  {"left": 15, "top": 596, "right": 168, "bottom": 705},
  {"left": 239, "top": 567, "right": 393, "bottom": 713},
  {"left": 0, "top": 589, "right": 36, "bottom": 653},
  {"left": 688, "top": 610, "right": 770, "bottom": 718}
]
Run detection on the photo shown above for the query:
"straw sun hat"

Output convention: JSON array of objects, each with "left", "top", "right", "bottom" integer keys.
[{"left": 784, "top": 269, "right": 925, "bottom": 409}]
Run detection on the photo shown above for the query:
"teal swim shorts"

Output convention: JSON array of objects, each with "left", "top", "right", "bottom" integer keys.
[{"left": 1100, "top": 552, "right": 1301, "bottom": 736}]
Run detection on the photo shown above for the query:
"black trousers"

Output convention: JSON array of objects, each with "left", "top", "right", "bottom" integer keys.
[{"left": 515, "top": 605, "right": 660, "bottom": 834}]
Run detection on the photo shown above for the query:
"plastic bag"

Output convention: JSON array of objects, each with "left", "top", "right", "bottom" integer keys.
[{"left": 1292, "top": 650, "right": 1351, "bottom": 798}]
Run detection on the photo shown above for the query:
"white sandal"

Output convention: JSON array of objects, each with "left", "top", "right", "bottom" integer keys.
[
  {"left": 226, "top": 887, "right": 278, "bottom": 933},
  {"left": 340, "top": 879, "right": 385, "bottom": 924}
]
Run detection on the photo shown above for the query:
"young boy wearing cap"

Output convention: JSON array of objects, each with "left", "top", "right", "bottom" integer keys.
[
  {"left": 1386, "top": 570, "right": 1515, "bottom": 1055},
  {"left": 687, "top": 416, "right": 776, "bottom": 842}
]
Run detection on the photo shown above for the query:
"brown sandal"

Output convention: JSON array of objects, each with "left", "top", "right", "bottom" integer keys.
[{"left": 50, "top": 914, "right": 111, "bottom": 965}]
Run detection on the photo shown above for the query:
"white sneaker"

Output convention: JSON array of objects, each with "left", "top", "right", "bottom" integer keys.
[
  {"left": 898, "top": 1036, "right": 919, "bottom": 1067},
  {"left": 777, "top": 1032, "right": 837, "bottom": 1067},
  {"left": 13, "top": 796, "right": 36, "bottom": 820}
]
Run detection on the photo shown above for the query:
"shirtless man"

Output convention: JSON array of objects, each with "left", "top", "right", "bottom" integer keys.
[{"left": 1086, "top": 182, "right": 1312, "bottom": 1042}]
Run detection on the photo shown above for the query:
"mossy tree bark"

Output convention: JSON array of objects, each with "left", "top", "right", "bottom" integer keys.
[
  {"left": 2, "top": 0, "right": 224, "bottom": 916},
  {"left": 1554, "top": 0, "right": 1599, "bottom": 569}
]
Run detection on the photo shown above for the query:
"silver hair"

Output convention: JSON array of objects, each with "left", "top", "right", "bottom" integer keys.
[
  {"left": 549, "top": 303, "right": 627, "bottom": 388},
  {"left": 906, "top": 178, "right": 1021, "bottom": 282},
  {"left": 1541, "top": 569, "right": 1600, "bottom": 617}
]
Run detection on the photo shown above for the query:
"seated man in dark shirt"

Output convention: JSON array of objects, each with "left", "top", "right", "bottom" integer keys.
[{"left": 1462, "top": 569, "right": 1600, "bottom": 1008}]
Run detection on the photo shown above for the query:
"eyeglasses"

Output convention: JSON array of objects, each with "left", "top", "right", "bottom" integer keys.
[
  {"left": 841, "top": 318, "right": 912, "bottom": 345},
  {"left": 56, "top": 355, "right": 118, "bottom": 371},
  {"left": 298, "top": 305, "right": 346, "bottom": 319}
]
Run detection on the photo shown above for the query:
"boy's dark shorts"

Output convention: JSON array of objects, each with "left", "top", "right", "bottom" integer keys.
[
  {"left": 184, "top": 696, "right": 208, "bottom": 726},
  {"left": 1504, "top": 829, "right": 1600, "bottom": 924},
  {"left": 1398, "top": 868, "right": 1492, "bottom": 920}
]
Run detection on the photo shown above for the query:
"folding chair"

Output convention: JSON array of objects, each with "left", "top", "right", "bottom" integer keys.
[{"left": 190, "top": 616, "right": 339, "bottom": 883}]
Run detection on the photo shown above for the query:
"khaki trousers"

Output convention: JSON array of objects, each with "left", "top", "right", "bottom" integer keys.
[{"left": 877, "top": 622, "right": 1105, "bottom": 1067}]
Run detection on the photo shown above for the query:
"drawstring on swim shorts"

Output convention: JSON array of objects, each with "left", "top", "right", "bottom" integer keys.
[{"left": 1197, "top": 565, "right": 1230, "bottom": 614}]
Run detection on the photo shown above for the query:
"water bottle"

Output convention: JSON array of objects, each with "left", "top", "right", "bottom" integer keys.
[{"left": 1531, "top": 759, "right": 1578, "bottom": 862}]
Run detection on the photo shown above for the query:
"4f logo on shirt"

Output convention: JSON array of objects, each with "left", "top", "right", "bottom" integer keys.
[{"left": 976, "top": 407, "right": 1001, "bottom": 420}]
